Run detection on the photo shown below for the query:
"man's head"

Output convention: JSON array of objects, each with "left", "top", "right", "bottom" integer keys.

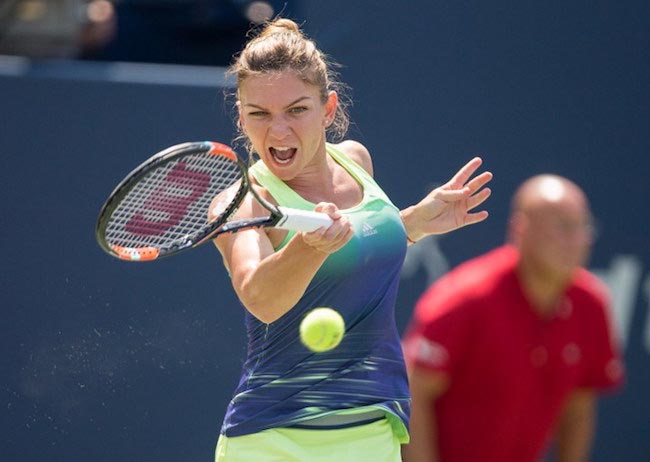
[{"left": 508, "top": 175, "right": 595, "bottom": 280}]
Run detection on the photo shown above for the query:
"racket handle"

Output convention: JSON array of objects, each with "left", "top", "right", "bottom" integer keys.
[{"left": 276, "top": 207, "right": 334, "bottom": 232}]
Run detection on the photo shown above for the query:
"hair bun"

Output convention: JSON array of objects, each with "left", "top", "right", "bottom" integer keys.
[{"left": 260, "top": 18, "right": 301, "bottom": 37}]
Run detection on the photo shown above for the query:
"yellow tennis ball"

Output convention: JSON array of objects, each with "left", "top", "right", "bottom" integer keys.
[{"left": 300, "top": 307, "right": 345, "bottom": 352}]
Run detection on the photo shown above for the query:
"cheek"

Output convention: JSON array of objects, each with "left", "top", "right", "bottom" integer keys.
[
  {"left": 299, "top": 109, "right": 327, "bottom": 129},
  {"left": 303, "top": 117, "right": 329, "bottom": 142},
  {"left": 541, "top": 237, "right": 590, "bottom": 268},
  {"left": 563, "top": 239, "right": 591, "bottom": 263},
  {"left": 241, "top": 119, "right": 263, "bottom": 139},
  {"left": 524, "top": 233, "right": 560, "bottom": 258}
]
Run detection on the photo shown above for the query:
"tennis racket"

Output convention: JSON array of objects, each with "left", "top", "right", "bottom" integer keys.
[{"left": 96, "top": 141, "right": 333, "bottom": 261}]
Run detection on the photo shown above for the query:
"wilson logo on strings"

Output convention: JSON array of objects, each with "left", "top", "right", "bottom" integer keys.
[{"left": 125, "top": 162, "right": 210, "bottom": 236}]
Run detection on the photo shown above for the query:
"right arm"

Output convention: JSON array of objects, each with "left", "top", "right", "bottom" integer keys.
[
  {"left": 212, "top": 195, "right": 353, "bottom": 323},
  {"left": 402, "top": 368, "right": 449, "bottom": 462},
  {"left": 552, "top": 389, "right": 597, "bottom": 462},
  {"left": 401, "top": 278, "right": 474, "bottom": 462}
]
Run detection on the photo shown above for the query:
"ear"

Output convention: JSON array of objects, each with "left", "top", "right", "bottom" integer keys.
[
  {"left": 324, "top": 91, "right": 338, "bottom": 125},
  {"left": 507, "top": 210, "right": 527, "bottom": 245}
]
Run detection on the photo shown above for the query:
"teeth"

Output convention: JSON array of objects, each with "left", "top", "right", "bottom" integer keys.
[
  {"left": 275, "top": 156, "right": 292, "bottom": 164},
  {"left": 270, "top": 146, "right": 296, "bottom": 164}
]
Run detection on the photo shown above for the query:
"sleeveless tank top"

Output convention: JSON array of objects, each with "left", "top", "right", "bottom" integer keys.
[{"left": 221, "top": 144, "right": 410, "bottom": 442}]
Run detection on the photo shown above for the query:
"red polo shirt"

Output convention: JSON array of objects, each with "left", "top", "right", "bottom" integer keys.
[{"left": 403, "top": 245, "right": 624, "bottom": 462}]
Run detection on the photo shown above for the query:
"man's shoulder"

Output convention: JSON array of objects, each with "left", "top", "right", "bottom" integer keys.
[
  {"left": 569, "top": 268, "right": 610, "bottom": 308},
  {"left": 415, "top": 246, "right": 516, "bottom": 314},
  {"left": 445, "top": 245, "right": 516, "bottom": 292}
]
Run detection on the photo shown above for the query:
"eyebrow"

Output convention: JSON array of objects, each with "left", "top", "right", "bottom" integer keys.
[{"left": 243, "top": 96, "right": 312, "bottom": 110}]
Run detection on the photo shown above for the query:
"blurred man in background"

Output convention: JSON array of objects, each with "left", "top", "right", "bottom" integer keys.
[{"left": 402, "top": 174, "right": 624, "bottom": 462}]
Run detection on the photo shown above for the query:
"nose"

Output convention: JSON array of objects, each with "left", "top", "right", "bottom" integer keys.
[{"left": 268, "top": 115, "right": 291, "bottom": 139}]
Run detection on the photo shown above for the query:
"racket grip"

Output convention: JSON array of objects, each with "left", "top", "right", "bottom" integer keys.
[{"left": 276, "top": 207, "right": 334, "bottom": 232}]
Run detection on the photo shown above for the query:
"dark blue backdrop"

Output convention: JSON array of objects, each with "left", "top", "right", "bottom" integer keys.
[{"left": 1, "top": 1, "right": 648, "bottom": 461}]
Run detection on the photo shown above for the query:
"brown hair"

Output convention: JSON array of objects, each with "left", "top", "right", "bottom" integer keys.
[{"left": 228, "top": 18, "right": 350, "bottom": 152}]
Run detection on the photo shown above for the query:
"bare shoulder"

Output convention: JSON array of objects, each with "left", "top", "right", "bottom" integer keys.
[{"left": 333, "top": 140, "right": 374, "bottom": 176}]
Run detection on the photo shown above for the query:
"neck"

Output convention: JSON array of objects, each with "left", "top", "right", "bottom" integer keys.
[
  {"left": 285, "top": 145, "right": 335, "bottom": 200},
  {"left": 516, "top": 260, "right": 571, "bottom": 317}
]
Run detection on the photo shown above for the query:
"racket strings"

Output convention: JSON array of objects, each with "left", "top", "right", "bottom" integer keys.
[{"left": 105, "top": 153, "right": 242, "bottom": 251}]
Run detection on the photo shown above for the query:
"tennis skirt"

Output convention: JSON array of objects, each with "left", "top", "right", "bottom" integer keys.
[{"left": 215, "top": 417, "right": 402, "bottom": 462}]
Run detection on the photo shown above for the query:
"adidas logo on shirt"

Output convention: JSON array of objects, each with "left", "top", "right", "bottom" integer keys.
[{"left": 362, "top": 222, "right": 377, "bottom": 237}]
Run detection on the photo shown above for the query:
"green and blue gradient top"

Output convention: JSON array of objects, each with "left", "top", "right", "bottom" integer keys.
[{"left": 221, "top": 144, "right": 410, "bottom": 442}]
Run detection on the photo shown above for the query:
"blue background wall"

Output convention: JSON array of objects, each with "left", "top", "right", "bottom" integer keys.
[{"left": 1, "top": 1, "right": 648, "bottom": 461}]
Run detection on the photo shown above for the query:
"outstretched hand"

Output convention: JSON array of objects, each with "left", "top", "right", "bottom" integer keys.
[{"left": 403, "top": 157, "right": 493, "bottom": 242}]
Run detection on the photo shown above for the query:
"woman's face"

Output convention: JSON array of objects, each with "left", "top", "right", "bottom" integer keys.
[{"left": 238, "top": 71, "right": 337, "bottom": 181}]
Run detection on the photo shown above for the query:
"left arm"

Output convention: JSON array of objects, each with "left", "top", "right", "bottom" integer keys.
[
  {"left": 401, "top": 157, "right": 492, "bottom": 242},
  {"left": 553, "top": 389, "right": 597, "bottom": 462}
]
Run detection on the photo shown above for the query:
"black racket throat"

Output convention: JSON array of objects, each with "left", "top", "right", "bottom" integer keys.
[{"left": 218, "top": 215, "right": 280, "bottom": 234}]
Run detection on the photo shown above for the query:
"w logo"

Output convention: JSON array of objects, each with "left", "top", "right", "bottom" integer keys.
[{"left": 125, "top": 162, "right": 210, "bottom": 236}]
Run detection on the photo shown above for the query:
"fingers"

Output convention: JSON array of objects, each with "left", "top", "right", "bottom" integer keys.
[
  {"left": 434, "top": 187, "right": 471, "bottom": 203},
  {"left": 463, "top": 210, "right": 490, "bottom": 226},
  {"left": 449, "top": 157, "right": 483, "bottom": 186},
  {"left": 313, "top": 201, "right": 342, "bottom": 219},
  {"left": 302, "top": 222, "right": 353, "bottom": 253},
  {"left": 301, "top": 202, "right": 353, "bottom": 253},
  {"left": 466, "top": 170, "right": 493, "bottom": 193},
  {"left": 449, "top": 158, "right": 494, "bottom": 196},
  {"left": 467, "top": 186, "right": 492, "bottom": 211},
  {"left": 437, "top": 166, "right": 492, "bottom": 204}
]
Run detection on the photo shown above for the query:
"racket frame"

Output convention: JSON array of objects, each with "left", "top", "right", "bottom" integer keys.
[
  {"left": 96, "top": 141, "right": 332, "bottom": 262},
  {"left": 96, "top": 142, "right": 250, "bottom": 260}
]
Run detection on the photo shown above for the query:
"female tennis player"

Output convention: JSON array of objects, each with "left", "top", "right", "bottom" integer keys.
[{"left": 212, "top": 18, "right": 492, "bottom": 462}]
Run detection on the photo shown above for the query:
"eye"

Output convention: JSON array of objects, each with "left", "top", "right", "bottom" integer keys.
[
  {"left": 289, "top": 106, "right": 308, "bottom": 114},
  {"left": 248, "top": 110, "right": 268, "bottom": 118}
]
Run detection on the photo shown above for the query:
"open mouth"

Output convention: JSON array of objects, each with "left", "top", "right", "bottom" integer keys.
[{"left": 269, "top": 146, "right": 297, "bottom": 164}]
